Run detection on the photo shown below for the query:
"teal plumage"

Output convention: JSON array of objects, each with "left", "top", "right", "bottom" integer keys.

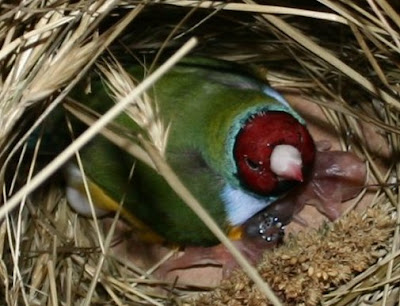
[{"left": 63, "top": 57, "right": 315, "bottom": 246}]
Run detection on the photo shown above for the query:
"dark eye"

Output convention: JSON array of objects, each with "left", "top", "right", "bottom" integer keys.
[{"left": 245, "top": 157, "right": 261, "bottom": 171}]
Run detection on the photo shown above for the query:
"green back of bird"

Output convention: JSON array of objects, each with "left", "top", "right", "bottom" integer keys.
[{"left": 72, "top": 58, "right": 297, "bottom": 245}]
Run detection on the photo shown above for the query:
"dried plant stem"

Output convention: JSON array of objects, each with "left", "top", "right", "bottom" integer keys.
[
  {"left": 83, "top": 254, "right": 106, "bottom": 306},
  {"left": 64, "top": 100, "right": 156, "bottom": 169},
  {"left": 367, "top": 0, "right": 400, "bottom": 50},
  {"left": 349, "top": 22, "right": 389, "bottom": 87},
  {"left": 324, "top": 251, "right": 400, "bottom": 305},
  {"left": 83, "top": 164, "right": 135, "bottom": 305},
  {"left": 246, "top": 1, "right": 400, "bottom": 110},
  {"left": 164, "top": 0, "right": 348, "bottom": 24},
  {"left": 47, "top": 260, "right": 58, "bottom": 306},
  {"left": 375, "top": 0, "right": 400, "bottom": 30},
  {"left": 0, "top": 5, "right": 146, "bottom": 182}
]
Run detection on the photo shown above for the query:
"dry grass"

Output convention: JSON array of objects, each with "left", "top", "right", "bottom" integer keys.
[
  {"left": 195, "top": 205, "right": 395, "bottom": 305},
  {"left": 1, "top": 0, "right": 400, "bottom": 305}
]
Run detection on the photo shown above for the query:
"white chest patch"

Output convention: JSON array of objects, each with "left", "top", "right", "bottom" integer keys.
[{"left": 221, "top": 184, "right": 277, "bottom": 225}]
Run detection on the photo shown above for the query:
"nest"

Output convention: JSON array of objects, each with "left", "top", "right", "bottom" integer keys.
[{"left": 1, "top": 1, "right": 399, "bottom": 305}]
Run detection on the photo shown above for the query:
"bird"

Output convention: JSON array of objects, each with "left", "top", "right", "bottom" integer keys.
[{"left": 62, "top": 57, "right": 316, "bottom": 248}]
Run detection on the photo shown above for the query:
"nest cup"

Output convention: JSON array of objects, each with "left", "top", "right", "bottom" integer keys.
[{"left": 1, "top": 1, "right": 399, "bottom": 305}]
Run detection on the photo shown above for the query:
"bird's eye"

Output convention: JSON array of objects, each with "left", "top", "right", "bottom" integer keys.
[{"left": 245, "top": 157, "right": 261, "bottom": 171}]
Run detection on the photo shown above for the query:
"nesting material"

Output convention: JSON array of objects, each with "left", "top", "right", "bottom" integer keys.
[
  {"left": 194, "top": 205, "right": 395, "bottom": 305},
  {"left": 1, "top": 1, "right": 400, "bottom": 305}
]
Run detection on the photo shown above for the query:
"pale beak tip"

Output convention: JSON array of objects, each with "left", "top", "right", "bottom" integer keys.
[
  {"left": 293, "top": 168, "right": 303, "bottom": 182},
  {"left": 282, "top": 165, "right": 303, "bottom": 182}
]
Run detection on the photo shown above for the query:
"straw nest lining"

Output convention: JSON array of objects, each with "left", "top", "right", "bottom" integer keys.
[{"left": 1, "top": 1, "right": 399, "bottom": 305}]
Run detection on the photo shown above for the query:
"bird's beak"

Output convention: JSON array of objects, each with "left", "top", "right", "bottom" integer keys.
[
  {"left": 279, "top": 163, "right": 303, "bottom": 182},
  {"left": 270, "top": 144, "right": 304, "bottom": 182}
]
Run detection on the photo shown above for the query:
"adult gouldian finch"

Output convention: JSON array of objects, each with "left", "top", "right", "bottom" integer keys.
[{"left": 62, "top": 57, "right": 316, "bottom": 251}]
